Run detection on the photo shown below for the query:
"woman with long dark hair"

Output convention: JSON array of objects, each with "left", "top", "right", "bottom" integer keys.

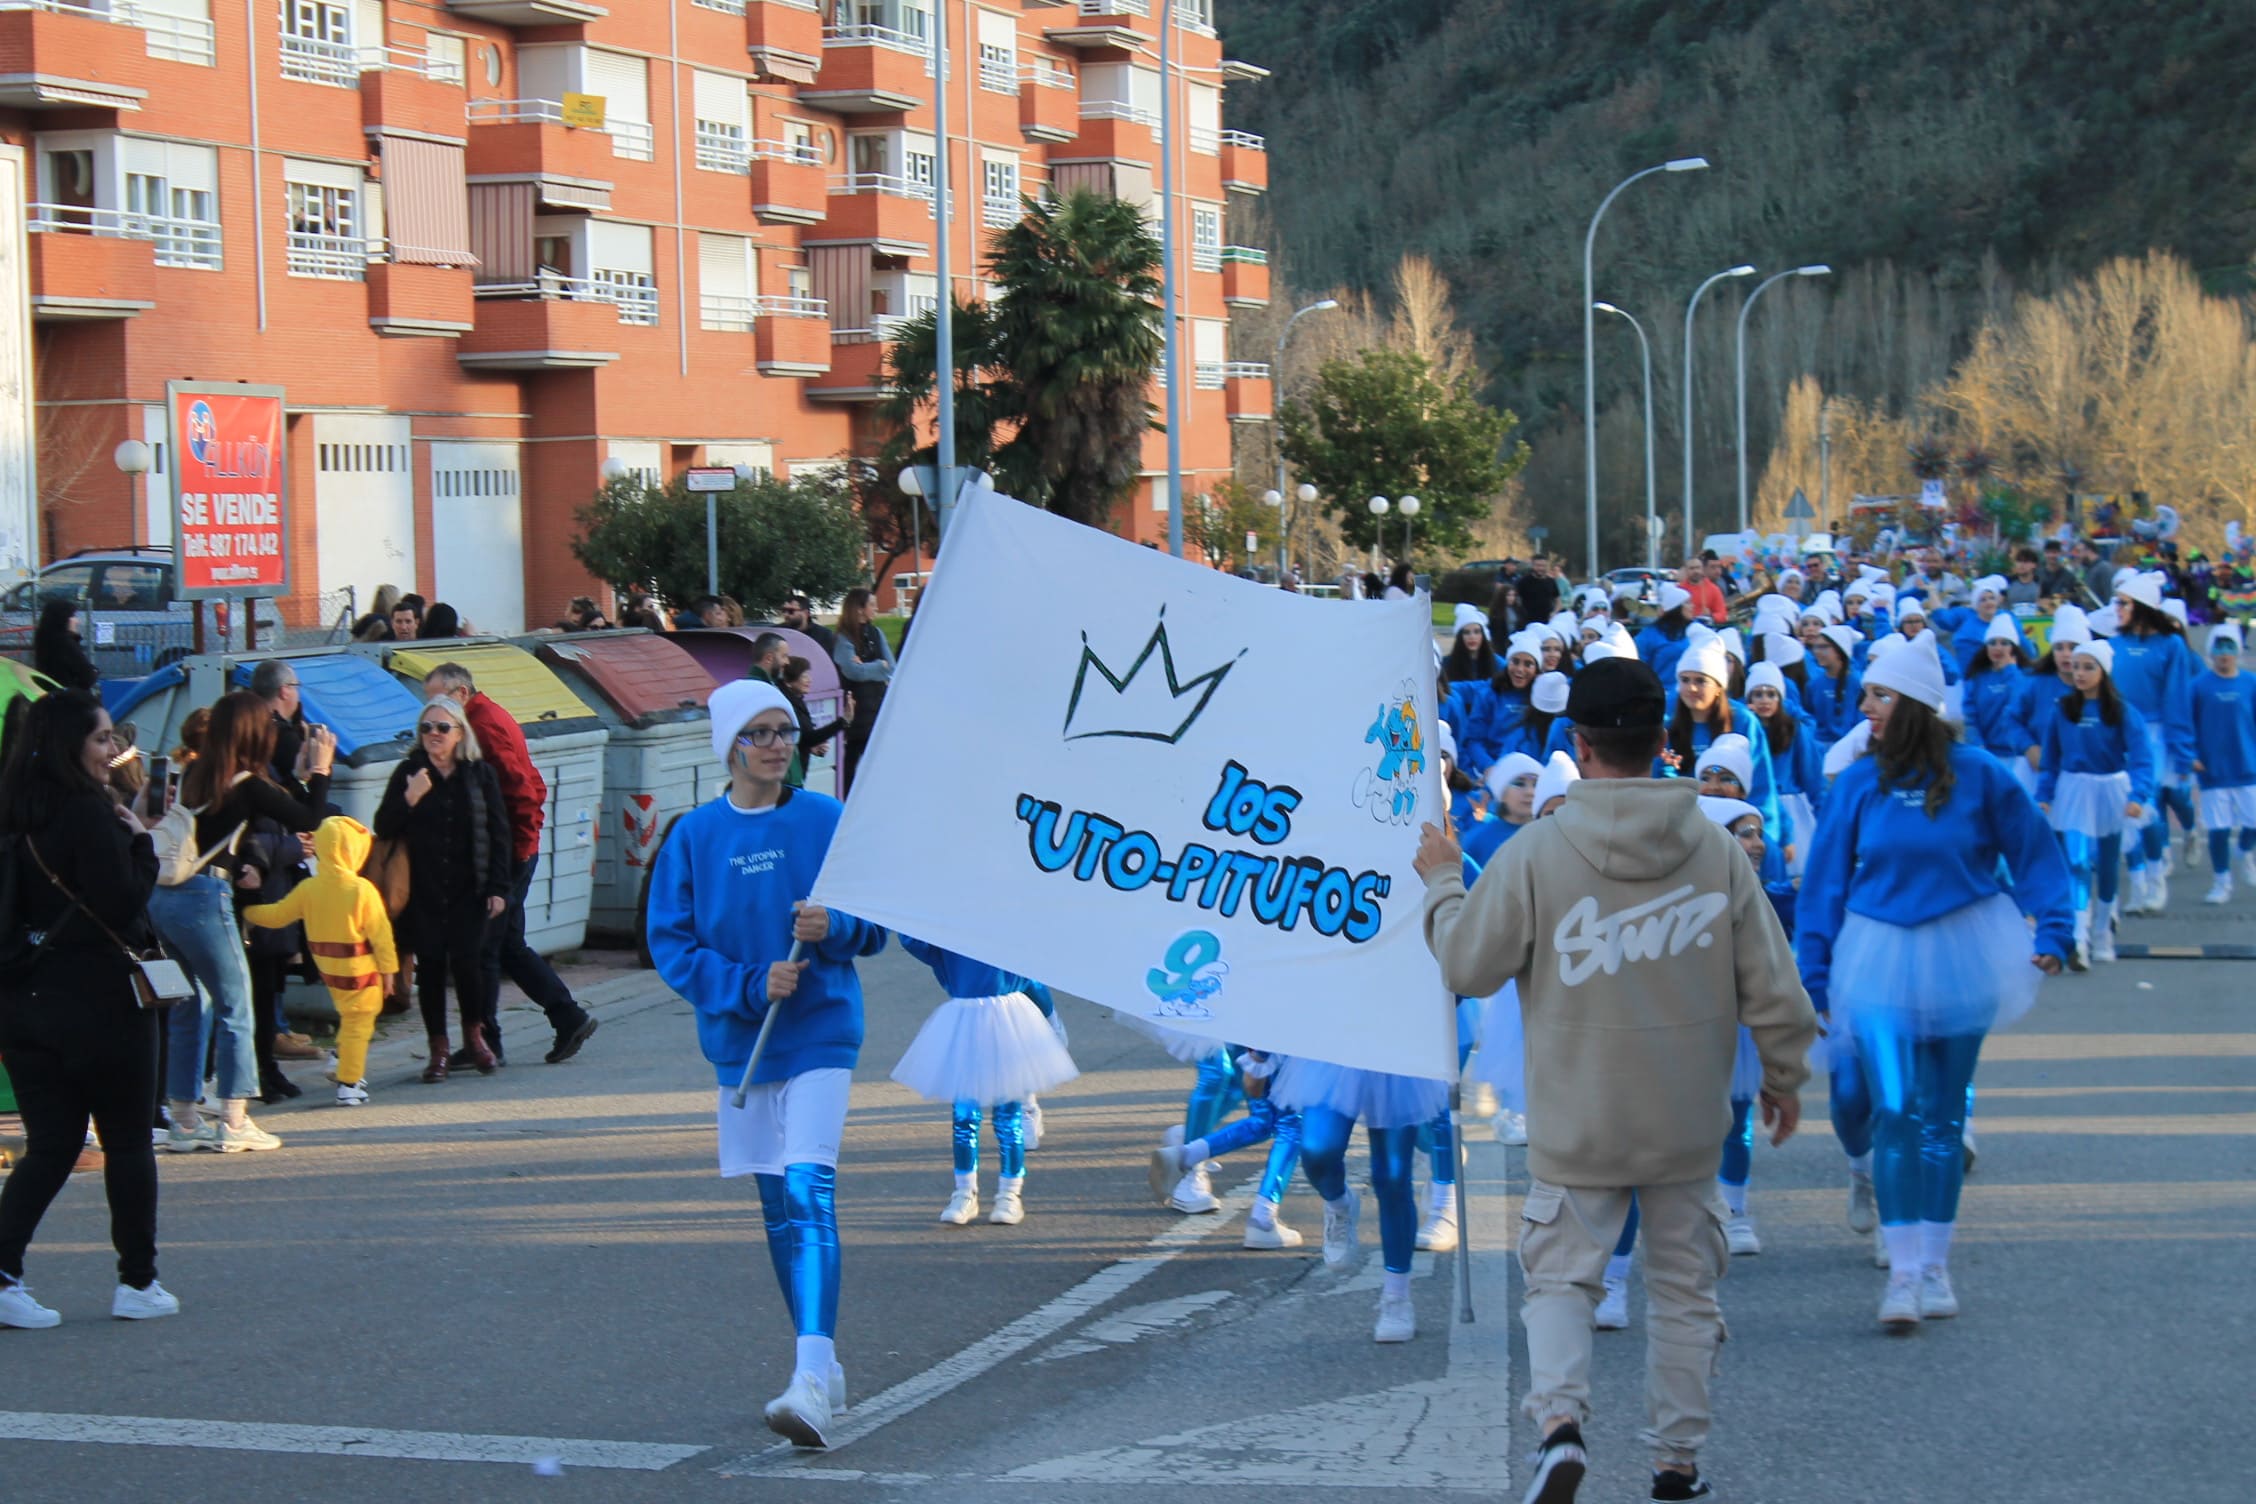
[
  {"left": 1746, "top": 662, "right": 1823, "bottom": 877},
  {"left": 31, "top": 599, "right": 98, "bottom": 692},
  {"left": 1805, "top": 625, "right": 1864, "bottom": 746},
  {"left": 1798, "top": 638, "right": 2072, "bottom": 1331},
  {"left": 1441, "top": 607, "right": 1497, "bottom": 691},
  {"left": 0, "top": 691, "right": 175, "bottom": 1327},
  {"left": 2107, "top": 576, "right": 2201, "bottom": 912},
  {"left": 1964, "top": 616, "right": 2041, "bottom": 795},
  {"left": 1461, "top": 631, "right": 1541, "bottom": 770},
  {"left": 1663, "top": 637, "right": 1784, "bottom": 852},
  {"left": 2038, "top": 641, "right": 2155, "bottom": 968},
  {"left": 151, "top": 690, "right": 331, "bottom": 1151},
  {"left": 830, "top": 589, "right": 894, "bottom": 795},
  {"left": 1635, "top": 584, "right": 1697, "bottom": 684}
]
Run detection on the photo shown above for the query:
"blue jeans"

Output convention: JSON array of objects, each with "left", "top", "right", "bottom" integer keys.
[{"left": 149, "top": 872, "right": 260, "bottom": 1103}]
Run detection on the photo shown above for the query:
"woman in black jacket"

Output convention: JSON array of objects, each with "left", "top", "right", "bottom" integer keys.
[
  {"left": 0, "top": 691, "right": 173, "bottom": 1327},
  {"left": 31, "top": 599, "right": 98, "bottom": 692},
  {"left": 375, "top": 695, "right": 511, "bottom": 1082},
  {"left": 778, "top": 655, "right": 851, "bottom": 789}
]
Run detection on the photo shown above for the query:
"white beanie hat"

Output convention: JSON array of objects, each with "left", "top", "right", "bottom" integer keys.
[
  {"left": 1436, "top": 718, "right": 1459, "bottom": 765},
  {"left": 1483, "top": 750, "right": 1543, "bottom": 801},
  {"left": 1679, "top": 635, "right": 1731, "bottom": 687},
  {"left": 1895, "top": 594, "right": 1928, "bottom": 622},
  {"left": 1820, "top": 622, "right": 1862, "bottom": 660},
  {"left": 1533, "top": 749, "right": 1581, "bottom": 813},
  {"left": 1823, "top": 719, "right": 1873, "bottom": 778},
  {"left": 1718, "top": 627, "right": 1747, "bottom": 664},
  {"left": 1812, "top": 588, "right": 1844, "bottom": 619},
  {"left": 1532, "top": 671, "right": 1571, "bottom": 714},
  {"left": 1657, "top": 582, "right": 1693, "bottom": 613},
  {"left": 2163, "top": 597, "right": 2189, "bottom": 627},
  {"left": 1863, "top": 630, "right": 1948, "bottom": 711},
  {"left": 1602, "top": 623, "right": 1640, "bottom": 659},
  {"left": 1696, "top": 732, "right": 1755, "bottom": 794},
  {"left": 1971, "top": 574, "right": 2009, "bottom": 601},
  {"left": 709, "top": 679, "right": 796, "bottom": 764},
  {"left": 2116, "top": 572, "right": 2164, "bottom": 610},
  {"left": 2075, "top": 639, "right": 2116, "bottom": 675},
  {"left": 1506, "top": 631, "right": 1544, "bottom": 664},
  {"left": 1762, "top": 632, "right": 1807, "bottom": 669},
  {"left": 1843, "top": 580, "right": 1871, "bottom": 605},
  {"left": 1452, "top": 602, "right": 1489, "bottom": 634},
  {"left": 1582, "top": 640, "right": 1617, "bottom": 663},
  {"left": 2050, "top": 603, "right": 2093, "bottom": 646},
  {"left": 1746, "top": 661, "right": 1787, "bottom": 698},
  {"left": 1867, "top": 582, "right": 1897, "bottom": 611},
  {"left": 1698, "top": 795, "right": 1763, "bottom": 833},
  {"left": 2211, "top": 625, "right": 2244, "bottom": 654},
  {"left": 1983, "top": 613, "right": 2022, "bottom": 644}
]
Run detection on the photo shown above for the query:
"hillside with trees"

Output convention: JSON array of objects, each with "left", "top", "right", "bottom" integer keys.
[{"left": 1221, "top": 0, "right": 2256, "bottom": 563}]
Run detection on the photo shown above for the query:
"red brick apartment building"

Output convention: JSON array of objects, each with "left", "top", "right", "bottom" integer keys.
[{"left": 0, "top": 0, "right": 1273, "bottom": 630}]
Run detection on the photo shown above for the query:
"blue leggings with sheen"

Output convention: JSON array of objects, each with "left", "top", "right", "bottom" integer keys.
[
  {"left": 1419, "top": 1015, "right": 1479, "bottom": 1187},
  {"left": 1299, "top": 1108, "right": 1419, "bottom": 1274},
  {"left": 952, "top": 1101, "right": 1026, "bottom": 1178},
  {"left": 2058, "top": 830, "right": 2123, "bottom": 908},
  {"left": 1830, "top": 1040, "right": 1875, "bottom": 1159},
  {"left": 2210, "top": 828, "right": 2256, "bottom": 871},
  {"left": 1851, "top": 1019, "right": 1985, "bottom": 1226},
  {"left": 1719, "top": 1097, "right": 1754, "bottom": 1188},
  {"left": 1200, "top": 1096, "right": 1303, "bottom": 1203},
  {"left": 1184, "top": 1049, "right": 1245, "bottom": 1143},
  {"left": 755, "top": 1164, "right": 839, "bottom": 1339}
]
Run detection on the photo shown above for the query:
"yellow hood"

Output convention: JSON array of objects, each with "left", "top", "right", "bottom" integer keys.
[{"left": 314, "top": 815, "right": 373, "bottom": 878}]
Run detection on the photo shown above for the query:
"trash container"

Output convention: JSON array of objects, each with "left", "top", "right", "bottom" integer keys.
[
  {"left": 534, "top": 631, "right": 720, "bottom": 942},
  {"left": 669, "top": 626, "right": 849, "bottom": 799},
  {"left": 0, "top": 658, "right": 53, "bottom": 747},
  {"left": 225, "top": 650, "right": 423, "bottom": 826},
  {"left": 380, "top": 642, "right": 605, "bottom": 956}
]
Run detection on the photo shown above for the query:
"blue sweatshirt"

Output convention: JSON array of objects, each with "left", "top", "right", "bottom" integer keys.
[
  {"left": 1803, "top": 667, "right": 1864, "bottom": 745},
  {"left": 2036, "top": 695, "right": 2156, "bottom": 806},
  {"left": 1458, "top": 681, "right": 1529, "bottom": 769},
  {"left": 1636, "top": 619, "right": 1690, "bottom": 684},
  {"left": 1932, "top": 605, "right": 2030, "bottom": 679},
  {"left": 1658, "top": 699, "right": 1785, "bottom": 851},
  {"left": 1964, "top": 665, "right": 2038, "bottom": 760},
  {"left": 901, "top": 937, "right": 1048, "bottom": 1002},
  {"left": 1797, "top": 746, "right": 2075, "bottom": 1003},
  {"left": 2190, "top": 670, "right": 2256, "bottom": 788},
  {"left": 1494, "top": 705, "right": 1564, "bottom": 763},
  {"left": 646, "top": 789, "right": 887, "bottom": 1086},
  {"left": 1759, "top": 718, "right": 1826, "bottom": 808},
  {"left": 2108, "top": 630, "right": 2198, "bottom": 772},
  {"left": 1463, "top": 813, "right": 1525, "bottom": 868}
]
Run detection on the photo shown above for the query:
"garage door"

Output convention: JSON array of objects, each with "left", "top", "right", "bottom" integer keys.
[
  {"left": 314, "top": 413, "right": 415, "bottom": 617},
  {"left": 429, "top": 440, "right": 525, "bottom": 634}
]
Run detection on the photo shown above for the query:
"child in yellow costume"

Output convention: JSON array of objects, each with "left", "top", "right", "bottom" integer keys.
[{"left": 244, "top": 817, "right": 398, "bottom": 1106}]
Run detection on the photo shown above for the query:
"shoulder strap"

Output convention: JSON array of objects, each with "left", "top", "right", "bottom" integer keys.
[{"left": 25, "top": 835, "right": 148, "bottom": 959}]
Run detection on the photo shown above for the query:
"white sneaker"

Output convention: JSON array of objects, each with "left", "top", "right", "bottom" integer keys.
[
  {"left": 2146, "top": 866, "right": 2171, "bottom": 913},
  {"left": 989, "top": 1181, "right": 1025, "bottom": 1226},
  {"left": 1022, "top": 1098, "right": 1042, "bottom": 1152},
  {"left": 1494, "top": 1109, "right": 1528, "bottom": 1146},
  {"left": 1146, "top": 1143, "right": 1188, "bottom": 1207},
  {"left": 762, "top": 1369, "right": 832, "bottom": 1449},
  {"left": 1918, "top": 1265, "right": 1959, "bottom": 1319},
  {"left": 164, "top": 1120, "right": 221, "bottom": 1153},
  {"left": 1873, "top": 1224, "right": 1891, "bottom": 1268},
  {"left": 0, "top": 1281, "right": 61, "bottom": 1329},
  {"left": 2162, "top": 840, "right": 2177, "bottom": 878},
  {"left": 2092, "top": 906, "right": 2118, "bottom": 964},
  {"left": 939, "top": 1188, "right": 980, "bottom": 1225},
  {"left": 1724, "top": 1213, "right": 1761, "bottom": 1256},
  {"left": 1373, "top": 1292, "right": 1416, "bottom": 1343},
  {"left": 1878, "top": 1273, "right": 1922, "bottom": 1331},
  {"left": 335, "top": 1081, "right": 370, "bottom": 1107},
  {"left": 1415, "top": 1200, "right": 1459, "bottom": 1253},
  {"left": 828, "top": 1362, "right": 847, "bottom": 1413},
  {"left": 1243, "top": 1216, "right": 1304, "bottom": 1250},
  {"left": 1170, "top": 1164, "right": 1221, "bottom": 1215},
  {"left": 1847, "top": 1171, "right": 1878, "bottom": 1234},
  {"left": 1321, "top": 1189, "right": 1363, "bottom": 1269},
  {"left": 2205, "top": 876, "right": 2233, "bottom": 905},
  {"left": 215, "top": 1118, "right": 282, "bottom": 1152},
  {"left": 2184, "top": 830, "right": 2206, "bottom": 867},
  {"left": 111, "top": 1281, "right": 180, "bottom": 1320},
  {"left": 2238, "top": 851, "right": 2256, "bottom": 887},
  {"left": 1594, "top": 1277, "right": 1630, "bottom": 1331},
  {"left": 1464, "top": 1081, "right": 1500, "bottom": 1119}
]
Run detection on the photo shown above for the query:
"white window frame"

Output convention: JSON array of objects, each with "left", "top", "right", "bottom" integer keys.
[
  {"left": 280, "top": 0, "right": 357, "bottom": 87},
  {"left": 285, "top": 169, "right": 366, "bottom": 280}
]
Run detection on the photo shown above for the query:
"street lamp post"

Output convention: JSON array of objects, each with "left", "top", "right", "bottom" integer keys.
[
  {"left": 1593, "top": 302, "right": 1656, "bottom": 570},
  {"left": 1399, "top": 494, "right": 1420, "bottom": 560},
  {"left": 1270, "top": 297, "right": 1339, "bottom": 573},
  {"left": 1682, "top": 264, "right": 1756, "bottom": 559},
  {"left": 1368, "top": 494, "right": 1389, "bottom": 574},
  {"left": 931, "top": 0, "right": 957, "bottom": 533},
  {"left": 1585, "top": 156, "right": 1708, "bottom": 581},
  {"left": 1735, "top": 264, "right": 1831, "bottom": 534},
  {"left": 1262, "top": 481, "right": 1316, "bottom": 582}
]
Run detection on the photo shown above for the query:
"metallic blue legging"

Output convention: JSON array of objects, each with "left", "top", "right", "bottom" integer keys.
[
  {"left": 952, "top": 1101, "right": 1025, "bottom": 1178},
  {"left": 1298, "top": 1108, "right": 1418, "bottom": 1274},
  {"left": 1829, "top": 1041, "right": 1874, "bottom": 1159},
  {"left": 1851, "top": 1021, "right": 1985, "bottom": 1226},
  {"left": 754, "top": 1164, "right": 839, "bottom": 1339},
  {"left": 1419, "top": 1018, "right": 1480, "bottom": 1187},
  {"left": 2057, "top": 830, "right": 2123, "bottom": 908},
  {"left": 1199, "top": 1097, "right": 1302, "bottom": 1203},
  {"left": 1184, "top": 1048, "right": 1245, "bottom": 1142},
  {"left": 1719, "top": 1096, "right": 1754, "bottom": 1188},
  {"left": 2210, "top": 828, "right": 2256, "bottom": 871}
]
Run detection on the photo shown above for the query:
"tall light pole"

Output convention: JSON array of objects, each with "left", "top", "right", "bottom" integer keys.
[
  {"left": 931, "top": 0, "right": 956, "bottom": 521},
  {"left": 1593, "top": 302, "right": 1656, "bottom": 570},
  {"left": 1159, "top": 0, "right": 1185, "bottom": 556},
  {"left": 1263, "top": 481, "right": 1315, "bottom": 581},
  {"left": 1735, "top": 263, "right": 1831, "bottom": 534},
  {"left": 1368, "top": 494, "right": 1389, "bottom": 573},
  {"left": 1682, "top": 263, "right": 1755, "bottom": 559},
  {"left": 1584, "top": 156, "right": 1708, "bottom": 580},
  {"left": 1399, "top": 494, "right": 1420, "bottom": 560},
  {"left": 1271, "top": 296, "right": 1339, "bottom": 498}
]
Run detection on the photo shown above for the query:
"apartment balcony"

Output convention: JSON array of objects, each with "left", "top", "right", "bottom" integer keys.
[
  {"left": 459, "top": 277, "right": 648, "bottom": 368},
  {"left": 738, "top": 139, "right": 822, "bottom": 224},
  {"left": 1044, "top": 0, "right": 1144, "bottom": 50},
  {"left": 823, "top": 172, "right": 936, "bottom": 250},
  {"left": 443, "top": 0, "right": 605, "bottom": 27},
  {"left": 745, "top": 0, "right": 821, "bottom": 83},
  {"left": 0, "top": 1, "right": 151, "bottom": 112},
  {"left": 1219, "top": 245, "right": 1269, "bottom": 307},
  {"left": 367, "top": 261, "right": 474, "bottom": 336},
  {"left": 359, "top": 50, "right": 469, "bottom": 139},
  {"left": 26, "top": 206, "right": 155, "bottom": 318},
  {"left": 803, "top": 22, "right": 927, "bottom": 113},
  {"left": 1223, "top": 361, "right": 1272, "bottom": 422},
  {"left": 1072, "top": 101, "right": 1153, "bottom": 159},
  {"left": 1220, "top": 129, "right": 1267, "bottom": 194},
  {"left": 465, "top": 99, "right": 631, "bottom": 186},
  {"left": 278, "top": 31, "right": 356, "bottom": 87},
  {"left": 806, "top": 336, "right": 887, "bottom": 402},
  {"left": 1018, "top": 59, "right": 1076, "bottom": 142},
  {"left": 756, "top": 295, "right": 831, "bottom": 376}
]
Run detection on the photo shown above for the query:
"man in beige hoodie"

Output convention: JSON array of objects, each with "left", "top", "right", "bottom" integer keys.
[{"left": 1416, "top": 656, "right": 1817, "bottom": 1504}]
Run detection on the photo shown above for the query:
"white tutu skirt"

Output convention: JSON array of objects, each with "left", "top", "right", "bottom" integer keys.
[
  {"left": 1830, "top": 892, "right": 2044, "bottom": 1040},
  {"left": 1111, "top": 1013, "right": 1227, "bottom": 1063},
  {"left": 1730, "top": 1026, "right": 1762, "bottom": 1102},
  {"left": 2047, "top": 770, "right": 2132, "bottom": 839},
  {"left": 1780, "top": 792, "right": 1816, "bottom": 879},
  {"left": 2007, "top": 756, "right": 2038, "bottom": 798},
  {"left": 891, "top": 993, "right": 1081, "bottom": 1106},
  {"left": 1471, "top": 985, "right": 1527, "bottom": 1113},
  {"left": 1271, "top": 1057, "right": 1451, "bottom": 1130}
]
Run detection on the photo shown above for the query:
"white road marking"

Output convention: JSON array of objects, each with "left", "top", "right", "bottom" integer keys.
[
  {"left": 0, "top": 1412, "right": 709, "bottom": 1472},
  {"left": 716, "top": 1177, "right": 1259, "bottom": 1473}
]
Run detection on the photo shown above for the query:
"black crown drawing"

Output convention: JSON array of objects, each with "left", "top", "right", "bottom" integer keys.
[{"left": 1063, "top": 610, "right": 1245, "bottom": 745}]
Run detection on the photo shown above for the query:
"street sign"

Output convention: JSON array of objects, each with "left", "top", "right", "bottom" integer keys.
[
  {"left": 685, "top": 466, "right": 735, "bottom": 493},
  {"left": 561, "top": 92, "right": 607, "bottom": 130},
  {"left": 1784, "top": 488, "right": 1814, "bottom": 519}
]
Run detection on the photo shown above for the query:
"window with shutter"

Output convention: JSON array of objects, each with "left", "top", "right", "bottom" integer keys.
[
  {"left": 699, "top": 232, "right": 754, "bottom": 331},
  {"left": 693, "top": 71, "right": 751, "bottom": 173}
]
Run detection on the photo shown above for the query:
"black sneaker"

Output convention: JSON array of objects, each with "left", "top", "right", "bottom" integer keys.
[
  {"left": 546, "top": 1013, "right": 599, "bottom": 1064},
  {"left": 1651, "top": 1467, "right": 1712, "bottom": 1502},
  {"left": 1523, "top": 1422, "right": 1587, "bottom": 1504}
]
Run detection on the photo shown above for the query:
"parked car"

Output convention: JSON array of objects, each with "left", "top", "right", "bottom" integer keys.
[{"left": 0, "top": 547, "right": 288, "bottom": 677}]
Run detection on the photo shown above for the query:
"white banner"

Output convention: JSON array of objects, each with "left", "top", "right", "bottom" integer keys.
[{"left": 811, "top": 492, "right": 1456, "bottom": 1082}]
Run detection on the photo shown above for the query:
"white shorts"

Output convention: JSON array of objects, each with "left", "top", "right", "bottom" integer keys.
[
  {"left": 2200, "top": 784, "right": 2256, "bottom": 831},
  {"left": 716, "top": 1067, "right": 852, "bottom": 1179}
]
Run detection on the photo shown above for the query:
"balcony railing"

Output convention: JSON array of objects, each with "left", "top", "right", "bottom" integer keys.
[
  {"left": 1020, "top": 57, "right": 1073, "bottom": 89},
  {"left": 1079, "top": 100, "right": 1156, "bottom": 127},
  {"left": 755, "top": 293, "right": 826, "bottom": 317},
  {"left": 1191, "top": 244, "right": 1220, "bottom": 273},
  {"left": 1222, "top": 361, "right": 1271, "bottom": 380},
  {"left": 360, "top": 41, "right": 463, "bottom": 81},
  {"left": 1079, "top": 0, "right": 1148, "bottom": 16},
  {"left": 280, "top": 31, "right": 358, "bottom": 86},
  {"left": 983, "top": 194, "right": 1018, "bottom": 229},
  {"left": 1221, "top": 246, "right": 1268, "bottom": 266},
  {"left": 751, "top": 137, "right": 822, "bottom": 164},
  {"left": 700, "top": 292, "right": 756, "bottom": 331},
  {"left": 477, "top": 272, "right": 658, "bottom": 325},
  {"left": 978, "top": 56, "right": 1018, "bottom": 93},
  {"left": 287, "top": 230, "right": 374, "bottom": 280},
  {"left": 830, "top": 171, "right": 935, "bottom": 203},
  {"left": 691, "top": 0, "right": 743, "bottom": 11},
  {"left": 1220, "top": 128, "right": 1265, "bottom": 150},
  {"left": 1193, "top": 360, "right": 1226, "bottom": 390},
  {"left": 695, "top": 124, "right": 750, "bottom": 173},
  {"left": 466, "top": 98, "right": 656, "bottom": 161},
  {"left": 1188, "top": 125, "right": 1218, "bottom": 154},
  {"left": 1175, "top": 2, "right": 1214, "bottom": 36},
  {"left": 0, "top": 0, "right": 216, "bottom": 65},
  {"left": 27, "top": 202, "right": 222, "bottom": 268}
]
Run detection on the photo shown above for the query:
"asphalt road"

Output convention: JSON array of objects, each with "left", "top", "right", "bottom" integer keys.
[{"left": 0, "top": 857, "right": 2247, "bottom": 1503}]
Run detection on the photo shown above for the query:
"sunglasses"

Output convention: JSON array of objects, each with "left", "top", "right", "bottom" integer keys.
[{"left": 418, "top": 721, "right": 459, "bottom": 736}]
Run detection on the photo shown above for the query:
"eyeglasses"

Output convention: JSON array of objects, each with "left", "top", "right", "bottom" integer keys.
[
  {"left": 735, "top": 727, "right": 799, "bottom": 748},
  {"left": 418, "top": 722, "right": 458, "bottom": 736}
]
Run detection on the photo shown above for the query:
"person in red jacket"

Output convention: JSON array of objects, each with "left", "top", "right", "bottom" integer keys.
[{"left": 423, "top": 664, "right": 600, "bottom": 1066}]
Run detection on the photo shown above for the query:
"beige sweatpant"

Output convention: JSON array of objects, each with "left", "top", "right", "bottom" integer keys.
[{"left": 1518, "top": 1176, "right": 1730, "bottom": 1467}]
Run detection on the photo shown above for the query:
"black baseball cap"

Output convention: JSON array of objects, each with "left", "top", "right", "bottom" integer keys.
[{"left": 1565, "top": 657, "right": 1666, "bottom": 730}]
